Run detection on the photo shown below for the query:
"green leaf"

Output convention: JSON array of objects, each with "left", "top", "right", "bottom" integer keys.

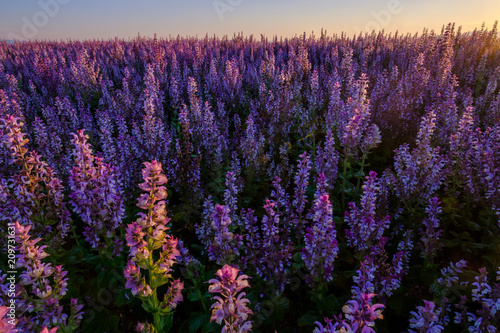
[
  {"left": 114, "top": 290, "right": 133, "bottom": 307},
  {"left": 297, "top": 310, "right": 320, "bottom": 327},
  {"left": 188, "top": 291, "right": 201, "bottom": 302},
  {"left": 188, "top": 312, "right": 210, "bottom": 332},
  {"left": 201, "top": 321, "right": 220, "bottom": 333},
  {"left": 160, "top": 314, "right": 173, "bottom": 332},
  {"left": 142, "top": 298, "right": 157, "bottom": 313},
  {"left": 316, "top": 294, "right": 339, "bottom": 314}
]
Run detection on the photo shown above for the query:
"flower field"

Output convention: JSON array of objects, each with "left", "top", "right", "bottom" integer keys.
[{"left": 1, "top": 22, "right": 500, "bottom": 332}]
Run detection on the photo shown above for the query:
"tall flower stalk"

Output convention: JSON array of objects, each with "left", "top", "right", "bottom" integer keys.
[
  {"left": 0, "top": 114, "right": 70, "bottom": 251},
  {"left": 68, "top": 130, "right": 125, "bottom": 257},
  {"left": 1, "top": 222, "right": 83, "bottom": 332},
  {"left": 124, "top": 160, "right": 183, "bottom": 332}
]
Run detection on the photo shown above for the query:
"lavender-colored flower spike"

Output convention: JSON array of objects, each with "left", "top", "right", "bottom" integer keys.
[
  {"left": 409, "top": 300, "right": 445, "bottom": 333},
  {"left": 315, "top": 130, "right": 339, "bottom": 190},
  {"left": 206, "top": 203, "right": 243, "bottom": 266},
  {"left": 420, "top": 197, "right": 443, "bottom": 261},
  {"left": 68, "top": 130, "right": 125, "bottom": 256},
  {"left": 302, "top": 184, "right": 339, "bottom": 286},
  {"left": 345, "top": 171, "right": 390, "bottom": 253},
  {"left": 291, "top": 151, "right": 312, "bottom": 229},
  {"left": 391, "top": 111, "right": 447, "bottom": 204}
]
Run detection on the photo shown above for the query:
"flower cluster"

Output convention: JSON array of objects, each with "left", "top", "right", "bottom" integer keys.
[
  {"left": 4, "top": 222, "right": 83, "bottom": 332},
  {"left": 448, "top": 107, "right": 500, "bottom": 225},
  {"left": 345, "top": 171, "right": 390, "bottom": 253},
  {"left": 207, "top": 265, "right": 252, "bottom": 333},
  {"left": 206, "top": 203, "right": 244, "bottom": 266},
  {"left": 0, "top": 114, "right": 70, "bottom": 250},
  {"left": 302, "top": 175, "right": 339, "bottom": 286},
  {"left": 124, "top": 160, "right": 183, "bottom": 332},
  {"left": 340, "top": 76, "right": 381, "bottom": 160},
  {"left": 466, "top": 268, "right": 500, "bottom": 332},
  {"left": 420, "top": 197, "right": 443, "bottom": 261},
  {"left": 314, "top": 293, "right": 384, "bottom": 333},
  {"left": 352, "top": 234, "right": 411, "bottom": 298},
  {"left": 291, "top": 151, "right": 312, "bottom": 227},
  {"left": 389, "top": 111, "right": 447, "bottom": 204},
  {"left": 315, "top": 130, "right": 339, "bottom": 189},
  {"left": 409, "top": 300, "right": 444, "bottom": 333},
  {"left": 68, "top": 130, "right": 125, "bottom": 256}
]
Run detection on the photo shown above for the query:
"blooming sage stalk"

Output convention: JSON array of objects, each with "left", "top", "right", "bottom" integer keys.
[
  {"left": 207, "top": 265, "right": 252, "bottom": 333},
  {"left": 124, "top": 160, "right": 183, "bottom": 332}
]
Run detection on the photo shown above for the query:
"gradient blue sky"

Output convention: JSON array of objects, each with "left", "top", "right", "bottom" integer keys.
[{"left": 1, "top": 0, "right": 499, "bottom": 40}]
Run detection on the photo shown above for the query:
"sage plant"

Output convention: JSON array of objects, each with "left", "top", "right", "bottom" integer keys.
[{"left": 124, "top": 160, "right": 183, "bottom": 332}]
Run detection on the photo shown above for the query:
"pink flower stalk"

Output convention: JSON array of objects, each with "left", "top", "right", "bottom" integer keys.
[
  {"left": 124, "top": 160, "right": 183, "bottom": 332},
  {"left": 68, "top": 130, "right": 125, "bottom": 256},
  {"left": 0, "top": 305, "right": 18, "bottom": 333},
  {"left": 0, "top": 114, "right": 70, "bottom": 250},
  {"left": 9, "top": 222, "right": 82, "bottom": 332},
  {"left": 136, "top": 322, "right": 155, "bottom": 333},
  {"left": 207, "top": 265, "right": 252, "bottom": 333}
]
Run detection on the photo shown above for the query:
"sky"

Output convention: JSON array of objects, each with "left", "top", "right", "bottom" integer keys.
[{"left": 0, "top": 0, "right": 499, "bottom": 41}]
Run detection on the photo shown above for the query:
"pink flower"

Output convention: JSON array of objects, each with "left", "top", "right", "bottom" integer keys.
[
  {"left": 165, "top": 279, "right": 184, "bottom": 309},
  {"left": 208, "top": 265, "right": 252, "bottom": 332},
  {"left": 0, "top": 306, "right": 18, "bottom": 333}
]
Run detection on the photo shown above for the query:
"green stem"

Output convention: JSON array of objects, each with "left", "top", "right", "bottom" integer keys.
[
  {"left": 152, "top": 288, "right": 161, "bottom": 332},
  {"left": 71, "top": 227, "right": 85, "bottom": 257},
  {"left": 149, "top": 253, "right": 162, "bottom": 332},
  {"left": 197, "top": 289, "right": 208, "bottom": 313},
  {"left": 356, "top": 153, "right": 367, "bottom": 194}
]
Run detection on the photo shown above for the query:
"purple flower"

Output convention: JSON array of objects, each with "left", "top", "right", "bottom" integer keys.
[
  {"left": 315, "top": 293, "right": 384, "bottom": 333},
  {"left": 345, "top": 171, "right": 390, "bottom": 253},
  {"left": 68, "top": 130, "right": 125, "bottom": 256},
  {"left": 390, "top": 111, "right": 447, "bottom": 204},
  {"left": 315, "top": 130, "right": 339, "bottom": 190},
  {"left": 302, "top": 190, "right": 339, "bottom": 286},
  {"left": 420, "top": 197, "right": 443, "bottom": 261},
  {"left": 291, "top": 151, "right": 312, "bottom": 229},
  {"left": 409, "top": 300, "right": 445, "bottom": 333}
]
